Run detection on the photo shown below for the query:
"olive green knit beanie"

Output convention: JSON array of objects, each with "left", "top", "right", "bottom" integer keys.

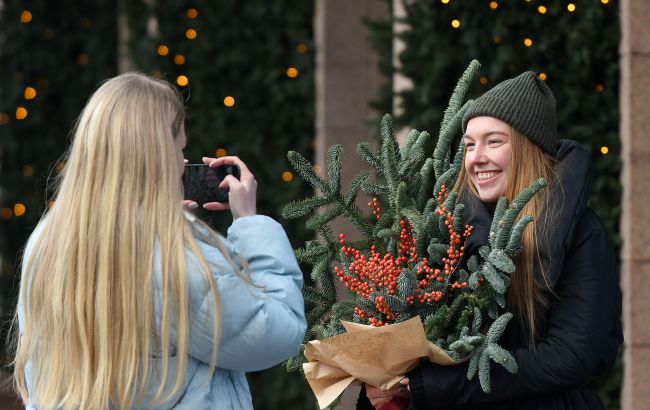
[{"left": 462, "top": 71, "right": 558, "bottom": 155}]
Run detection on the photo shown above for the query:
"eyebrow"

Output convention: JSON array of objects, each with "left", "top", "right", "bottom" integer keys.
[{"left": 463, "top": 130, "right": 510, "bottom": 139}]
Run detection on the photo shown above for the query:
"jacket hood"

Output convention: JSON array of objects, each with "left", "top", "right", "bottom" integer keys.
[{"left": 460, "top": 139, "right": 593, "bottom": 288}]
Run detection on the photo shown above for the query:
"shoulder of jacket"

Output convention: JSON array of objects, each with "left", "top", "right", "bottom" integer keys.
[{"left": 569, "top": 208, "right": 612, "bottom": 251}]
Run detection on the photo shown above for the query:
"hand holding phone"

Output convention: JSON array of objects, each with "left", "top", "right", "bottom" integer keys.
[
  {"left": 182, "top": 163, "right": 240, "bottom": 205},
  {"left": 201, "top": 156, "right": 257, "bottom": 219}
]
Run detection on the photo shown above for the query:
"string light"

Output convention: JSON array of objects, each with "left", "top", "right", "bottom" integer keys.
[
  {"left": 173, "top": 54, "right": 186, "bottom": 65},
  {"left": 216, "top": 148, "right": 227, "bottom": 157},
  {"left": 157, "top": 45, "right": 169, "bottom": 56},
  {"left": 77, "top": 53, "right": 89, "bottom": 65},
  {"left": 441, "top": 0, "right": 450, "bottom": 4},
  {"left": 282, "top": 171, "right": 293, "bottom": 182},
  {"left": 539, "top": 72, "right": 547, "bottom": 80},
  {"left": 185, "top": 29, "right": 197, "bottom": 40},
  {"left": 596, "top": 84, "right": 605, "bottom": 92},
  {"left": 1, "top": 208, "right": 12, "bottom": 220},
  {"left": 14, "top": 203, "right": 26, "bottom": 217},
  {"left": 24, "top": 87, "right": 37, "bottom": 100},
  {"left": 16, "top": 107, "right": 28, "bottom": 120},
  {"left": 489, "top": 2, "right": 498, "bottom": 10},
  {"left": 286, "top": 67, "right": 299, "bottom": 78},
  {"left": 0, "top": 113, "right": 9, "bottom": 125},
  {"left": 451, "top": 19, "right": 461, "bottom": 29},
  {"left": 296, "top": 43, "right": 308, "bottom": 54},
  {"left": 176, "top": 75, "right": 189, "bottom": 87},
  {"left": 567, "top": 3, "right": 576, "bottom": 12},
  {"left": 224, "top": 96, "right": 235, "bottom": 107},
  {"left": 186, "top": 8, "right": 199, "bottom": 19},
  {"left": 23, "top": 164, "right": 34, "bottom": 177},
  {"left": 537, "top": 5, "right": 547, "bottom": 14},
  {"left": 20, "top": 10, "right": 32, "bottom": 23},
  {"left": 601, "top": 0, "right": 609, "bottom": 4},
  {"left": 523, "top": 38, "right": 534, "bottom": 47},
  {"left": 600, "top": 146, "right": 609, "bottom": 155},
  {"left": 479, "top": 76, "right": 488, "bottom": 84}
]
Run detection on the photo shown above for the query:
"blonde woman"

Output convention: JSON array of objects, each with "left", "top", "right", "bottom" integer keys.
[{"left": 12, "top": 72, "right": 306, "bottom": 409}]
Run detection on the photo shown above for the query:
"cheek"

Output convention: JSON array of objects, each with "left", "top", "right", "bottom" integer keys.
[{"left": 464, "top": 153, "right": 474, "bottom": 174}]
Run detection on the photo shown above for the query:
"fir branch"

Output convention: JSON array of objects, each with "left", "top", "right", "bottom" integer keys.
[
  {"left": 433, "top": 165, "right": 459, "bottom": 202},
  {"left": 283, "top": 195, "right": 332, "bottom": 219},
  {"left": 418, "top": 158, "right": 435, "bottom": 209},
  {"left": 486, "top": 343, "right": 518, "bottom": 373},
  {"left": 305, "top": 204, "right": 344, "bottom": 231},
  {"left": 471, "top": 307, "right": 482, "bottom": 334},
  {"left": 505, "top": 215, "right": 533, "bottom": 256},
  {"left": 398, "top": 144, "right": 425, "bottom": 180},
  {"left": 345, "top": 171, "right": 371, "bottom": 207},
  {"left": 380, "top": 114, "right": 400, "bottom": 192},
  {"left": 489, "top": 197, "right": 509, "bottom": 246},
  {"left": 486, "top": 313, "right": 513, "bottom": 343},
  {"left": 487, "top": 249, "right": 516, "bottom": 274},
  {"left": 400, "top": 129, "right": 420, "bottom": 159},
  {"left": 495, "top": 178, "right": 547, "bottom": 248},
  {"left": 287, "top": 150, "right": 330, "bottom": 193},
  {"left": 452, "top": 203, "right": 465, "bottom": 233},
  {"left": 357, "top": 141, "right": 383, "bottom": 173},
  {"left": 439, "top": 59, "right": 481, "bottom": 134},
  {"left": 327, "top": 144, "right": 343, "bottom": 193},
  {"left": 433, "top": 100, "right": 472, "bottom": 179},
  {"left": 482, "top": 262, "right": 506, "bottom": 294}
]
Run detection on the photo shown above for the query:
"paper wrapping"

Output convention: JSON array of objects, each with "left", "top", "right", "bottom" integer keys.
[{"left": 303, "top": 316, "right": 459, "bottom": 409}]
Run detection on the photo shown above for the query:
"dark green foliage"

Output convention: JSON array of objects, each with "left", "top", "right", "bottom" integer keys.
[
  {"left": 1, "top": 2, "right": 316, "bottom": 408},
  {"left": 0, "top": 0, "right": 119, "bottom": 366}
]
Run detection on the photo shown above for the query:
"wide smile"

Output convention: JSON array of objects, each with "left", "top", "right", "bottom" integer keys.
[{"left": 475, "top": 171, "right": 502, "bottom": 186}]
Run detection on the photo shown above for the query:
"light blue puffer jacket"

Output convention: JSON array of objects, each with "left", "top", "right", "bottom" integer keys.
[{"left": 18, "top": 214, "right": 306, "bottom": 409}]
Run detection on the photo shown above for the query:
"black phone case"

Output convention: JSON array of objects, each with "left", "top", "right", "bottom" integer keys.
[{"left": 182, "top": 164, "right": 240, "bottom": 204}]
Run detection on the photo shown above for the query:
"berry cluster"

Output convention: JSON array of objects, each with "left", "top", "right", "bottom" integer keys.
[{"left": 336, "top": 189, "right": 473, "bottom": 326}]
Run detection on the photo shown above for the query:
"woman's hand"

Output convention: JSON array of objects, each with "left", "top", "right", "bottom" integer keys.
[
  {"left": 201, "top": 156, "right": 257, "bottom": 219},
  {"left": 365, "top": 378, "right": 410, "bottom": 409}
]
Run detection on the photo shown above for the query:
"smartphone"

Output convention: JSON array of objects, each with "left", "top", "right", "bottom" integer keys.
[{"left": 182, "top": 163, "right": 240, "bottom": 204}]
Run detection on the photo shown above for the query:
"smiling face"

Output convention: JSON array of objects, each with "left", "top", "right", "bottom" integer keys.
[{"left": 463, "top": 116, "right": 513, "bottom": 203}]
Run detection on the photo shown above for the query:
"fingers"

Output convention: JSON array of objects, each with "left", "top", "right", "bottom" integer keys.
[
  {"left": 200, "top": 155, "right": 257, "bottom": 219},
  {"left": 182, "top": 200, "right": 198, "bottom": 210},
  {"left": 202, "top": 156, "right": 254, "bottom": 181},
  {"left": 218, "top": 174, "right": 240, "bottom": 190},
  {"left": 366, "top": 384, "right": 407, "bottom": 408},
  {"left": 202, "top": 201, "right": 230, "bottom": 211}
]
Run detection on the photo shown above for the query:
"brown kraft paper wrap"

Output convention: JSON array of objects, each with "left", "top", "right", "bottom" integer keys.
[{"left": 303, "top": 316, "right": 459, "bottom": 409}]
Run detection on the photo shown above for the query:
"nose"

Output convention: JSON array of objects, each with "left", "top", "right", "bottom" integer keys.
[{"left": 467, "top": 144, "right": 489, "bottom": 166}]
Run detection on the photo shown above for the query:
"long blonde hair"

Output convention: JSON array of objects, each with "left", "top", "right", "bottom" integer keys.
[
  {"left": 13, "top": 73, "right": 225, "bottom": 409},
  {"left": 455, "top": 127, "right": 555, "bottom": 341}
]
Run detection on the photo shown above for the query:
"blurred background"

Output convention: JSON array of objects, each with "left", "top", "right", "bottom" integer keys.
[{"left": 0, "top": 0, "right": 636, "bottom": 409}]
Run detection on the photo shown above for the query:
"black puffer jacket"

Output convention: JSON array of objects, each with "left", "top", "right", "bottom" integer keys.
[{"left": 358, "top": 140, "right": 623, "bottom": 410}]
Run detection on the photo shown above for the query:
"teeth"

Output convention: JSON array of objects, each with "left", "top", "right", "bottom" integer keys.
[{"left": 477, "top": 171, "right": 500, "bottom": 181}]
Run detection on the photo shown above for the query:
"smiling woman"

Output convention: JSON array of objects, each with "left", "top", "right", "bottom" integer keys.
[{"left": 359, "top": 71, "right": 622, "bottom": 410}]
